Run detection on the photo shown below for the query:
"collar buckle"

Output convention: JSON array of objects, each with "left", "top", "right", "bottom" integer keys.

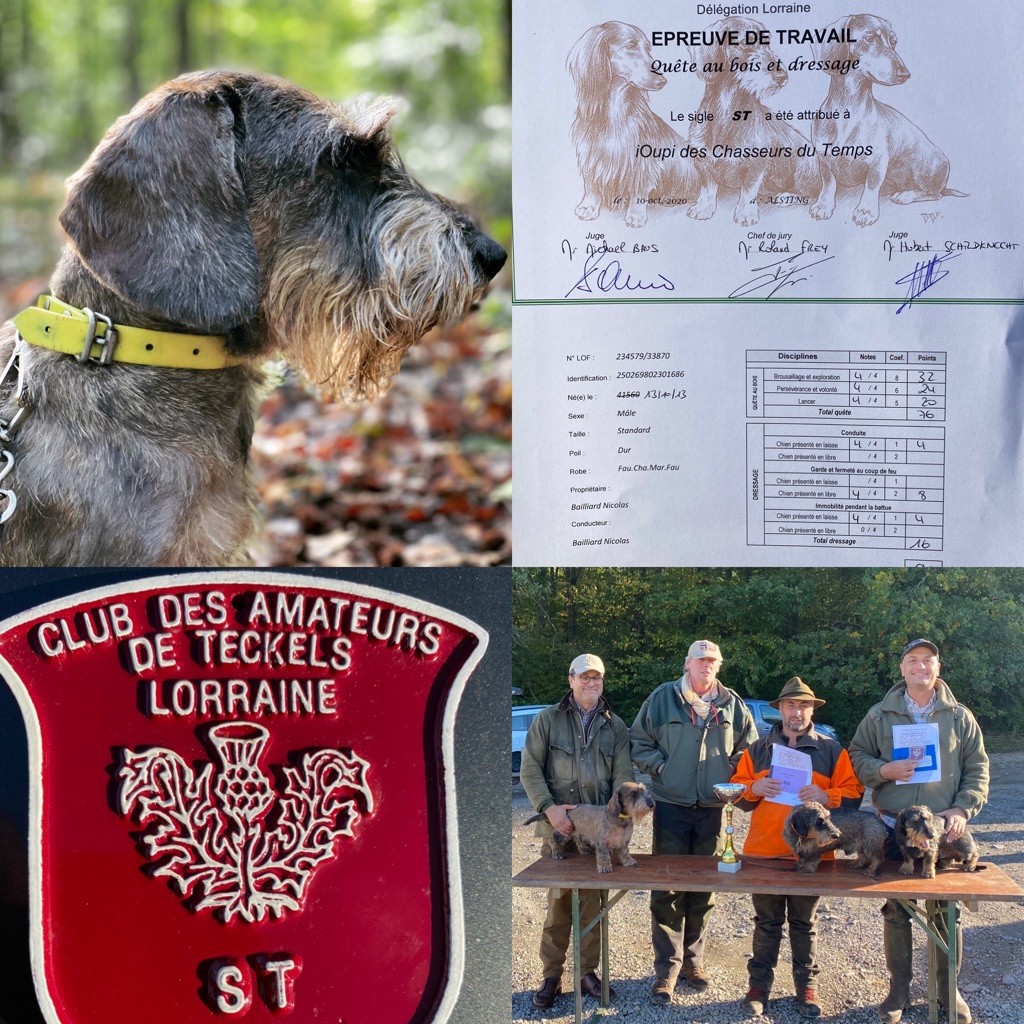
[{"left": 76, "top": 308, "right": 119, "bottom": 365}]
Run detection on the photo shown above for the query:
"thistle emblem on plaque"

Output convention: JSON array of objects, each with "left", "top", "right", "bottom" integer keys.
[{"left": 117, "top": 721, "right": 374, "bottom": 923}]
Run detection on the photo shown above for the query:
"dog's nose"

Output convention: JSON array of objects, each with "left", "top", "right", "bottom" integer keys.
[
  {"left": 893, "top": 64, "right": 910, "bottom": 84},
  {"left": 468, "top": 229, "right": 507, "bottom": 282}
]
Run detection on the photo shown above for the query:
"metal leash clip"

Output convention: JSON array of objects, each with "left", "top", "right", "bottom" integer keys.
[
  {"left": 0, "top": 451, "right": 16, "bottom": 524},
  {"left": 0, "top": 333, "right": 33, "bottom": 528}
]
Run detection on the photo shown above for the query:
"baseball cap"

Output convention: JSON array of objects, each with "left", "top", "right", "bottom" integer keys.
[
  {"left": 901, "top": 639, "right": 939, "bottom": 659},
  {"left": 569, "top": 653, "right": 605, "bottom": 676},
  {"left": 686, "top": 639, "right": 722, "bottom": 661}
]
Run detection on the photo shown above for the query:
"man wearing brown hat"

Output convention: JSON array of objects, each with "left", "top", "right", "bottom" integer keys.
[
  {"left": 630, "top": 640, "right": 756, "bottom": 1006},
  {"left": 520, "top": 653, "right": 635, "bottom": 1010},
  {"left": 849, "top": 640, "right": 989, "bottom": 1024},
  {"left": 731, "top": 677, "right": 863, "bottom": 1018}
]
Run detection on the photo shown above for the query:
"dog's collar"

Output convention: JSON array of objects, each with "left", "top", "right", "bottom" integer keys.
[
  {"left": 13, "top": 296, "right": 246, "bottom": 370},
  {"left": 617, "top": 813, "right": 630, "bottom": 820}
]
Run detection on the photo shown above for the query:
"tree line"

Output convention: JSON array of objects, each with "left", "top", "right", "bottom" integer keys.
[
  {"left": 513, "top": 568, "right": 1024, "bottom": 741},
  {"left": 0, "top": 0, "right": 510, "bottom": 204}
]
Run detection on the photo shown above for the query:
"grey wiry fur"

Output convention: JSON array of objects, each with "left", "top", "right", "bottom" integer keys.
[
  {"left": 894, "top": 804, "right": 980, "bottom": 878},
  {"left": 783, "top": 802, "right": 888, "bottom": 877},
  {"left": 525, "top": 781, "right": 655, "bottom": 874},
  {"left": 0, "top": 71, "right": 505, "bottom": 566},
  {"left": 822, "top": 808, "right": 889, "bottom": 877}
]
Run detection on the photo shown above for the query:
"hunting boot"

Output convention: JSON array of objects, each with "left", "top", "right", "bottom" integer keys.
[{"left": 878, "top": 917, "right": 913, "bottom": 1023}]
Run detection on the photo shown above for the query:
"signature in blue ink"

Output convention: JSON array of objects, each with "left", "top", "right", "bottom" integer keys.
[
  {"left": 894, "top": 252, "right": 961, "bottom": 314},
  {"left": 728, "top": 251, "right": 835, "bottom": 300},
  {"left": 565, "top": 249, "right": 675, "bottom": 298}
]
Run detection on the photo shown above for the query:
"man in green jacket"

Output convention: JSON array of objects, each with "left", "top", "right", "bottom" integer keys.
[
  {"left": 519, "top": 653, "right": 634, "bottom": 1011},
  {"left": 849, "top": 639, "right": 989, "bottom": 1024},
  {"left": 630, "top": 639, "right": 756, "bottom": 1006}
]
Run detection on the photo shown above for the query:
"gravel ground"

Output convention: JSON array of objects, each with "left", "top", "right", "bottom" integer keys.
[{"left": 511, "top": 752, "right": 1024, "bottom": 1024}]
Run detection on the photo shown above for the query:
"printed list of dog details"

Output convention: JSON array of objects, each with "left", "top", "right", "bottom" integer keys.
[{"left": 565, "top": 346, "right": 689, "bottom": 551}]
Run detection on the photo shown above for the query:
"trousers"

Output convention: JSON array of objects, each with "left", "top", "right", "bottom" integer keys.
[
  {"left": 540, "top": 887, "right": 602, "bottom": 979},
  {"left": 650, "top": 801, "right": 723, "bottom": 980},
  {"left": 748, "top": 892, "right": 821, "bottom": 991}
]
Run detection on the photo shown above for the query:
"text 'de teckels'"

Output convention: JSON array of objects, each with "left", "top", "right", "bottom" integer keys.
[{"left": 0, "top": 574, "right": 488, "bottom": 1024}]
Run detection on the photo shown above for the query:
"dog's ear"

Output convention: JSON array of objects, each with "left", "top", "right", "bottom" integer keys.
[
  {"left": 567, "top": 23, "right": 614, "bottom": 120},
  {"left": 606, "top": 789, "right": 623, "bottom": 818},
  {"left": 793, "top": 810, "right": 810, "bottom": 838},
  {"left": 813, "top": 15, "right": 854, "bottom": 68},
  {"left": 345, "top": 95, "right": 401, "bottom": 141},
  {"left": 59, "top": 82, "right": 259, "bottom": 334},
  {"left": 690, "top": 18, "right": 728, "bottom": 82},
  {"left": 567, "top": 23, "right": 607, "bottom": 85}
]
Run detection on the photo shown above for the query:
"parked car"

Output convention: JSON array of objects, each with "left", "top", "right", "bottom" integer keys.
[
  {"left": 744, "top": 698, "right": 840, "bottom": 744},
  {"left": 512, "top": 704, "right": 547, "bottom": 774}
]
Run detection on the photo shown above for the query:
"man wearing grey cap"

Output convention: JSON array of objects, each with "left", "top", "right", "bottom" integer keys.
[
  {"left": 630, "top": 640, "right": 756, "bottom": 1006},
  {"left": 520, "top": 653, "right": 634, "bottom": 1010},
  {"left": 849, "top": 639, "right": 989, "bottom": 1024}
]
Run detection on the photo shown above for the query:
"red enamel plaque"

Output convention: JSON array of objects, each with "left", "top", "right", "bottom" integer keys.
[{"left": 0, "top": 573, "right": 487, "bottom": 1024}]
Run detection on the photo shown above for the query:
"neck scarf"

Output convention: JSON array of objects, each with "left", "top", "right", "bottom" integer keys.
[{"left": 680, "top": 677, "right": 720, "bottom": 724}]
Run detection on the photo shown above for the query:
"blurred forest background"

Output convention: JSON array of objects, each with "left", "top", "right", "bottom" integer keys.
[
  {"left": 0, "top": 0, "right": 511, "bottom": 566},
  {"left": 513, "top": 567, "right": 1024, "bottom": 745}
]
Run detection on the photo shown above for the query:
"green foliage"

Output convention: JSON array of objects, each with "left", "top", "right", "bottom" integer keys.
[
  {"left": 513, "top": 568, "right": 1024, "bottom": 742},
  {"left": 0, "top": 0, "right": 509, "bottom": 289}
]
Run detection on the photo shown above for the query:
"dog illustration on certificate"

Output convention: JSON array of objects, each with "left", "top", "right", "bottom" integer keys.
[
  {"left": 687, "top": 17, "right": 824, "bottom": 226},
  {"left": 566, "top": 21, "right": 700, "bottom": 227},
  {"left": 809, "top": 13, "right": 966, "bottom": 226}
]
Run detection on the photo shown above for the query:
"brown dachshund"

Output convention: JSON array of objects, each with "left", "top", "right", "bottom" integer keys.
[
  {"left": 809, "top": 13, "right": 966, "bottom": 226},
  {"left": 688, "top": 17, "right": 823, "bottom": 226}
]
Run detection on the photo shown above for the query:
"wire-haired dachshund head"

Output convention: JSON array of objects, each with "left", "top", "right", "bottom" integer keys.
[
  {"left": 60, "top": 71, "right": 505, "bottom": 402},
  {"left": 894, "top": 805, "right": 980, "bottom": 878},
  {"left": 783, "top": 801, "right": 842, "bottom": 873},
  {"left": 0, "top": 71, "right": 504, "bottom": 566}
]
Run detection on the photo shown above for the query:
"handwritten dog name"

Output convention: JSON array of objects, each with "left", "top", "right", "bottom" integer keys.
[{"left": 565, "top": 250, "right": 676, "bottom": 298}]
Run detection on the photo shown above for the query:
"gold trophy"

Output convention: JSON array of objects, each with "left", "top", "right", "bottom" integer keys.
[{"left": 713, "top": 782, "right": 746, "bottom": 873}]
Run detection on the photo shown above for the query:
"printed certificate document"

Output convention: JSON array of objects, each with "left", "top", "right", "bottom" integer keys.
[
  {"left": 512, "top": 1, "right": 1024, "bottom": 566},
  {"left": 892, "top": 722, "right": 942, "bottom": 784},
  {"left": 767, "top": 743, "right": 812, "bottom": 806}
]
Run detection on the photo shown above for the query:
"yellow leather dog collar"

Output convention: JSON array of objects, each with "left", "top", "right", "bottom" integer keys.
[{"left": 13, "top": 296, "right": 246, "bottom": 370}]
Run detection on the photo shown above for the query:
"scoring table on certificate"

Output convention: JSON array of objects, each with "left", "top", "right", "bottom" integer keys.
[
  {"left": 511, "top": 0, "right": 1024, "bottom": 567},
  {"left": 747, "top": 351, "right": 945, "bottom": 551}
]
